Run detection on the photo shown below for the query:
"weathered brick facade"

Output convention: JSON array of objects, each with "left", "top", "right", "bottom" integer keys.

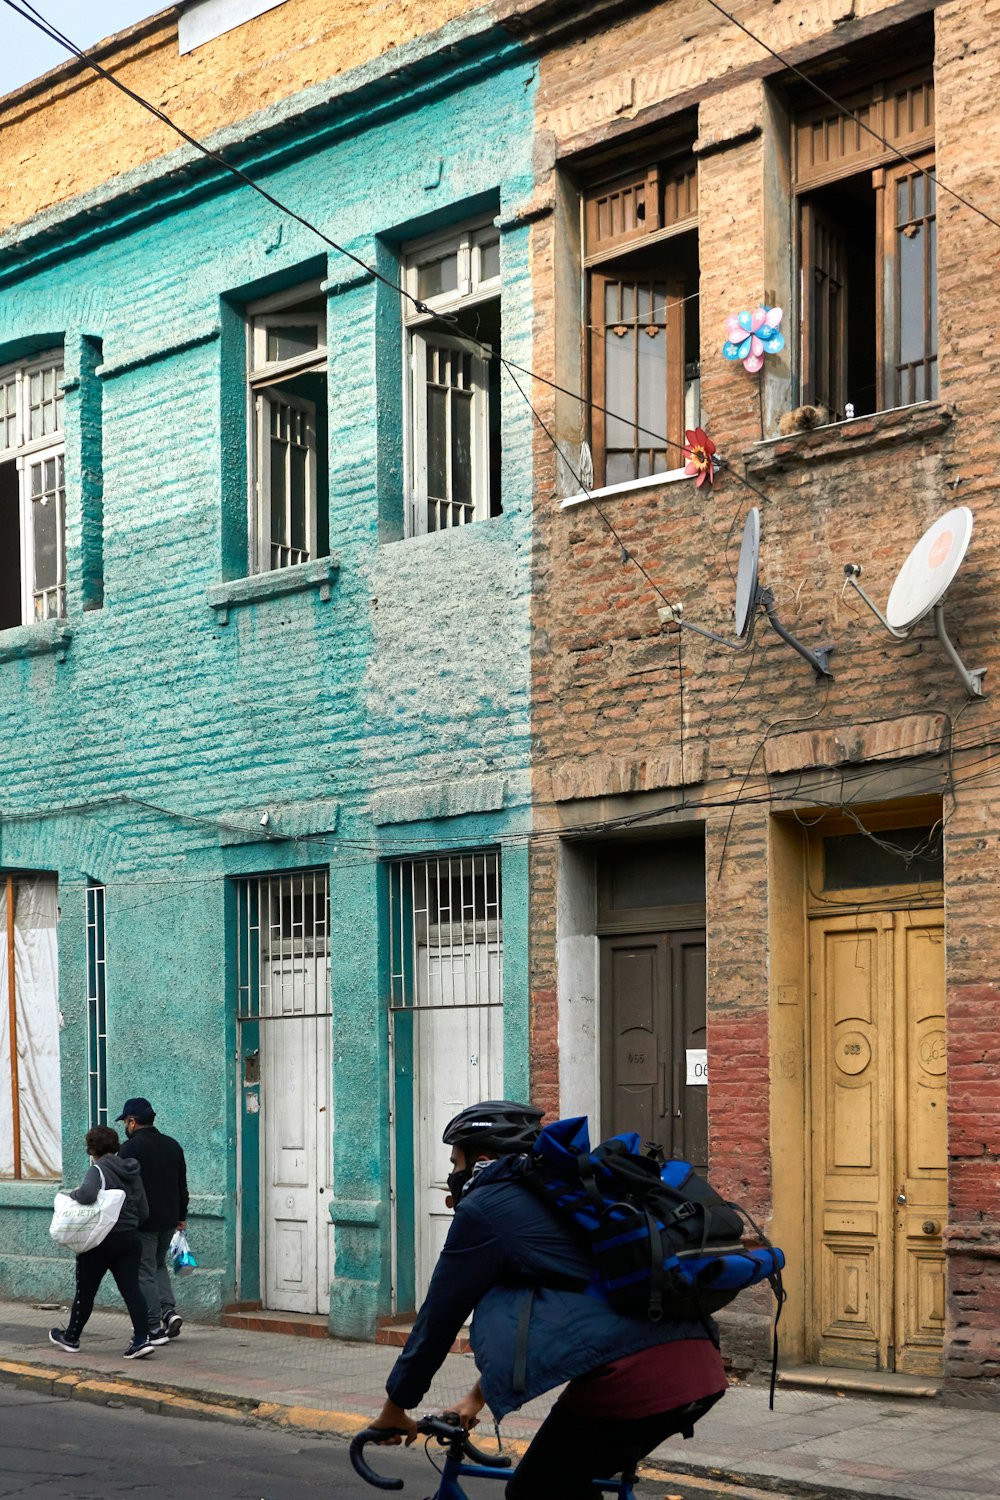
[{"left": 525, "top": 0, "right": 1000, "bottom": 1403}]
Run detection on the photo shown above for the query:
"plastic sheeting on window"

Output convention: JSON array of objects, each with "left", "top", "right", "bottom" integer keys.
[{"left": 0, "top": 877, "right": 61, "bottom": 1178}]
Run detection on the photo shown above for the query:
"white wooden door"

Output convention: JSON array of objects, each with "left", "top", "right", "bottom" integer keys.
[
  {"left": 413, "top": 943, "right": 503, "bottom": 1307},
  {"left": 262, "top": 960, "right": 333, "bottom": 1313}
]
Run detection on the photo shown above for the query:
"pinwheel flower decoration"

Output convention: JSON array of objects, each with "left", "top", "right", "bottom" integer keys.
[
  {"left": 723, "top": 306, "right": 784, "bottom": 373},
  {"left": 682, "top": 427, "right": 717, "bottom": 488}
]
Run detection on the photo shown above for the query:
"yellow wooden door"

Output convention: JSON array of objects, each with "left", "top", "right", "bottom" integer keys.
[{"left": 809, "top": 909, "right": 946, "bottom": 1373}]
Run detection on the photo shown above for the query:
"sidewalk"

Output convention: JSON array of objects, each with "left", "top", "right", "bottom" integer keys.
[{"left": 1, "top": 1299, "right": 998, "bottom": 1500}]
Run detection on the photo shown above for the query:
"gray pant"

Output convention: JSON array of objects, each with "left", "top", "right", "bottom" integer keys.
[{"left": 137, "top": 1228, "right": 176, "bottom": 1332}]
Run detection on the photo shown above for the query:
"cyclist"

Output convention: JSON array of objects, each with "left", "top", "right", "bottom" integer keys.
[{"left": 369, "top": 1100, "right": 726, "bottom": 1499}]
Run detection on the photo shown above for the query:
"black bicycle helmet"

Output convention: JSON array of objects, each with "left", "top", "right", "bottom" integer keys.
[{"left": 442, "top": 1100, "right": 543, "bottom": 1157}]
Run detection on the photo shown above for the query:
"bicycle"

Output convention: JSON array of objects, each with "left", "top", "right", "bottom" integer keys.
[{"left": 349, "top": 1413, "right": 640, "bottom": 1497}]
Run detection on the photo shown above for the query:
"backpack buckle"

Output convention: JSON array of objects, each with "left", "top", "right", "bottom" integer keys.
[{"left": 674, "top": 1200, "right": 698, "bottom": 1221}]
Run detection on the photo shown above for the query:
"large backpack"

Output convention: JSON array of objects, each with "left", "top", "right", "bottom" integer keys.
[{"left": 525, "top": 1116, "right": 786, "bottom": 1396}]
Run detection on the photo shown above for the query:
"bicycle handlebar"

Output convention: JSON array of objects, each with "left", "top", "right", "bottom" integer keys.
[{"left": 349, "top": 1415, "right": 512, "bottom": 1490}]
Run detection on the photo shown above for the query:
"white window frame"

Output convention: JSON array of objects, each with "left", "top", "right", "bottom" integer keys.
[
  {"left": 409, "top": 331, "right": 490, "bottom": 536},
  {"left": 403, "top": 219, "right": 500, "bottom": 537},
  {"left": 246, "top": 283, "right": 327, "bottom": 574},
  {"left": 0, "top": 351, "right": 66, "bottom": 626}
]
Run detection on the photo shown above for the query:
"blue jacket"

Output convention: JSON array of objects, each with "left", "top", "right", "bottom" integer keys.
[{"left": 386, "top": 1156, "right": 712, "bottom": 1420}]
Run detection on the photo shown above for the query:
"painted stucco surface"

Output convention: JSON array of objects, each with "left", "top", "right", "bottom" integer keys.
[{"left": 0, "top": 27, "right": 537, "bottom": 1334}]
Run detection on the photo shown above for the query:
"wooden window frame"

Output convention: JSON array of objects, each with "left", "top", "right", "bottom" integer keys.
[
  {"left": 794, "top": 66, "right": 935, "bottom": 417},
  {"left": 583, "top": 158, "right": 697, "bottom": 489}
]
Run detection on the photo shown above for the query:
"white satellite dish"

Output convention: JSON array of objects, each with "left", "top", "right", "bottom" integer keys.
[
  {"left": 886, "top": 507, "right": 974, "bottom": 632},
  {"left": 735, "top": 508, "right": 760, "bottom": 639},
  {"left": 660, "top": 507, "right": 834, "bottom": 678},
  {"left": 844, "top": 506, "right": 984, "bottom": 697}
]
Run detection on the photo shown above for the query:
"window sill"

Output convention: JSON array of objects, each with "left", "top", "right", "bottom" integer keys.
[
  {"left": 745, "top": 401, "right": 954, "bottom": 476},
  {"left": 0, "top": 1177, "right": 60, "bottom": 1206},
  {"left": 560, "top": 466, "right": 692, "bottom": 509},
  {"left": 0, "top": 620, "right": 72, "bottom": 664},
  {"left": 207, "top": 556, "right": 339, "bottom": 623}
]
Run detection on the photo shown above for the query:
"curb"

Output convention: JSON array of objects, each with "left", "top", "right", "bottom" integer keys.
[{"left": 0, "top": 1359, "right": 899, "bottom": 1500}]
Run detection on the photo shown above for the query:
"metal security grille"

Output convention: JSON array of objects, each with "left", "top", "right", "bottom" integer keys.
[
  {"left": 388, "top": 851, "right": 501, "bottom": 1011},
  {"left": 236, "top": 870, "right": 331, "bottom": 1020},
  {"left": 85, "top": 883, "right": 107, "bottom": 1128}
]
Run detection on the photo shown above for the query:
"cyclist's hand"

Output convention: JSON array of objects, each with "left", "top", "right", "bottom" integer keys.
[
  {"left": 370, "top": 1398, "right": 419, "bottom": 1446},
  {"left": 452, "top": 1380, "right": 486, "bottom": 1430}
]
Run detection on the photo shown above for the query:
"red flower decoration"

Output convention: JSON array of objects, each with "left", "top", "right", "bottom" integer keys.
[{"left": 682, "top": 428, "right": 717, "bottom": 488}]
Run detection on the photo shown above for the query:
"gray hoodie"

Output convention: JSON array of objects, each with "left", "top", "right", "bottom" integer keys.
[{"left": 70, "top": 1153, "right": 149, "bottom": 1232}]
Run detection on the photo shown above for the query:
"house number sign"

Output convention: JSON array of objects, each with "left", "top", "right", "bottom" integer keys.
[{"left": 686, "top": 1049, "right": 708, "bottom": 1085}]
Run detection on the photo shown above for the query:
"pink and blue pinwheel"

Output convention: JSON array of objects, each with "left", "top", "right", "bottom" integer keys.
[{"left": 723, "top": 306, "right": 784, "bottom": 374}]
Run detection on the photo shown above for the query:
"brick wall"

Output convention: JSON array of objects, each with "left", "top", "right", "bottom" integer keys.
[{"left": 527, "top": 0, "right": 1000, "bottom": 1397}]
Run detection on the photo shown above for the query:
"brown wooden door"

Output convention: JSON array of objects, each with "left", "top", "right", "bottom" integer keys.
[{"left": 600, "top": 929, "right": 707, "bottom": 1171}]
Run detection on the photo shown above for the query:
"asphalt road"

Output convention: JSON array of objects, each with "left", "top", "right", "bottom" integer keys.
[{"left": 0, "top": 1386, "right": 797, "bottom": 1500}]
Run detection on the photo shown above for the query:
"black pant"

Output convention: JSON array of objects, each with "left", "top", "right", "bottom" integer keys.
[
  {"left": 67, "top": 1229, "right": 149, "bottom": 1344},
  {"left": 505, "top": 1392, "right": 724, "bottom": 1500}
]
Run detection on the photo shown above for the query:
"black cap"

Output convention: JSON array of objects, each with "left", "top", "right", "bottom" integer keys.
[{"left": 115, "top": 1097, "right": 155, "bottom": 1124}]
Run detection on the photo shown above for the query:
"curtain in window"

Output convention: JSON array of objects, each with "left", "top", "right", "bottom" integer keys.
[{"left": 0, "top": 877, "right": 61, "bottom": 1178}]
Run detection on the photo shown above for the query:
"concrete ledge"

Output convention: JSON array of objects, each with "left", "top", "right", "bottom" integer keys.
[
  {"left": 545, "top": 745, "right": 707, "bottom": 803},
  {"left": 370, "top": 775, "right": 507, "bottom": 826},
  {"left": 207, "top": 556, "right": 339, "bottom": 621},
  {"left": 0, "top": 620, "right": 72, "bottom": 664},
  {"left": 763, "top": 713, "right": 949, "bottom": 777}
]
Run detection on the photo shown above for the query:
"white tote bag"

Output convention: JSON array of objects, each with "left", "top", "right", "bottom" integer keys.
[{"left": 50, "top": 1163, "right": 125, "bottom": 1252}]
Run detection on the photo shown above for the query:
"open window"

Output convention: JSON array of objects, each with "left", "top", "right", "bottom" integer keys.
[
  {"left": 0, "top": 352, "right": 66, "bottom": 630},
  {"left": 247, "top": 284, "right": 328, "bottom": 572},
  {"left": 794, "top": 64, "right": 935, "bottom": 417},
  {"left": 584, "top": 158, "right": 699, "bottom": 487},
  {"left": 403, "top": 220, "right": 502, "bottom": 535}
]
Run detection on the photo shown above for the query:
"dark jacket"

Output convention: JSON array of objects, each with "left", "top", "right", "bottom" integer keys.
[
  {"left": 119, "top": 1126, "right": 189, "bottom": 1230},
  {"left": 386, "top": 1156, "right": 712, "bottom": 1420},
  {"left": 70, "top": 1153, "right": 148, "bottom": 1232}
]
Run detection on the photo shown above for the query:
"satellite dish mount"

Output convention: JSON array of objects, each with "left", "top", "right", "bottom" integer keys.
[
  {"left": 660, "top": 508, "right": 834, "bottom": 678},
  {"left": 844, "top": 506, "right": 985, "bottom": 699}
]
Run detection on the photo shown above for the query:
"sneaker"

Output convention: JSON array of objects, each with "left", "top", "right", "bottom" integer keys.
[
  {"left": 148, "top": 1325, "right": 171, "bottom": 1346},
  {"left": 49, "top": 1327, "right": 80, "bottom": 1353},
  {"left": 123, "top": 1338, "right": 154, "bottom": 1360},
  {"left": 165, "top": 1313, "right": 183, "bottom": 1339}
]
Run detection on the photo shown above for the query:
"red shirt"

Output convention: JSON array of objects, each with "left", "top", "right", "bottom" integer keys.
[{"left": 557, "top": 1338, "right": 727, "bottom": 1419}]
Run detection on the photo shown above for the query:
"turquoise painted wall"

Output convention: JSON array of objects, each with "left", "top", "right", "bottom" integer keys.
[{"left": 0, "top": 21, "right": 537, "bottom": 1334}]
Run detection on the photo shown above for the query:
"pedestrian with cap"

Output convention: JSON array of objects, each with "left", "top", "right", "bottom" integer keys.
[{"left": 117, "top": 1097, "right": 189, "bottom": 1345}]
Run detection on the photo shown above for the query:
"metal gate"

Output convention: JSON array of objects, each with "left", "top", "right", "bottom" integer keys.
[
  {"left": 235, "top": 871, "right": 332, "bottom": 1313},
  {"left": 388, "top": 851, "right": 503, "bottom": 1309}
]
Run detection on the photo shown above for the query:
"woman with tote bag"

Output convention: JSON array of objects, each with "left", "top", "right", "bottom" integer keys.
[{"left": 49, "top": 1126, "right": 156, "bottom": 1360}]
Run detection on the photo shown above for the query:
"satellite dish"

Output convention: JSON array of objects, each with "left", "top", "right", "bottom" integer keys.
[
  {"left": 886, "top": 507, "right": 974, "bottom": 632},
  {"left": 735, "top": 508, "right": 760, "bottom": 638},
  {"left": 660, "top": 506, "right": 834, "bottom": 678},
  {"left": 843, "top": 506, "right": 985, "bottom": 698}
]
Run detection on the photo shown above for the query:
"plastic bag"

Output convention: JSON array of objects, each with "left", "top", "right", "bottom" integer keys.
[
  {"left": 169, "top": 1229, "right": 197, "bottom": 1276},
  {"left": 50, "top": 1164, "right": 125, "bottom": 1253}
]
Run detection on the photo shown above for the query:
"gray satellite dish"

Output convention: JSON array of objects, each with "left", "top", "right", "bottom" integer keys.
[
  {"left": 735, "top": 508, "right": 760, "bottom": 639},
  {"left": 844, "top": 506, "right": 984, "bottom": 697},
  {"left": 661, "top": 507, "right": 834, "bottom": 678}
]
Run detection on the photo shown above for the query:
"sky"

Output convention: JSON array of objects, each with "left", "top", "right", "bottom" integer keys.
[{"left": 0, "top": 1, "right": 157, "bottom": 97}]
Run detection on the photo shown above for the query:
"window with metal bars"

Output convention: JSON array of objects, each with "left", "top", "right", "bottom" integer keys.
[
  {"left": 794, "top": 63, "right": 935, "bottom": 417},
  {"left": 247, "top": 284, "right": 329, "bottom": 573},
  {"left": 235, "top": 870, "right": 331, "bottom": 1020},
  {"left": 86, "top": 882, "right": 108, "bottom": 1128},
  {"left": 388, "top": 852, "right": 502, "bottom": 1011},
  {"left": 403, "top": 220, "right": 502, "bottom": 536},
  {"left": 584, "top": 158, "right": 700, "bottom": 487},
  {"left": 0, "top": 351, "right": 66, "bottom": 630}
]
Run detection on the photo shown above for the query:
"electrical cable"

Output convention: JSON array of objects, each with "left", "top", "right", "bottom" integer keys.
[{"left": 701, "top": 0, "right": 1000, "bottom": 235}]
